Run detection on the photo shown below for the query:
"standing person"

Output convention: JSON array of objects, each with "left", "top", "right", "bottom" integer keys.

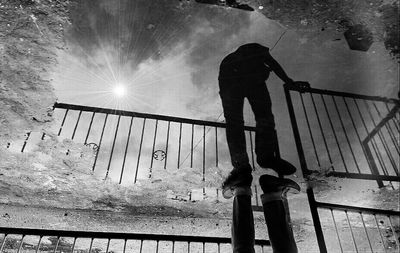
[
  {"left": 218, "top": 43, "right": 309, "bottom": 253},
  {"left": 218, "top": 43, "right": 308, "bottom": 196}
]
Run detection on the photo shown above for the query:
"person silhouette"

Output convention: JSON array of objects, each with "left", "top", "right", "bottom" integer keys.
[
  {"left": 218, "top": 43, "right": 309, "bottom": 197},
  {"left": 218, "top": 43, "right": 309, "bottom": 253}
]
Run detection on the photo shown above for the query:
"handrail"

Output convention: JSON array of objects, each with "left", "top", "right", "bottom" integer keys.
[
  {"left": 292, "top": 86, "right": 399, "bottom": 104},
  {"left": 54, "top": 102, "right": 257, "bottom": 131}
]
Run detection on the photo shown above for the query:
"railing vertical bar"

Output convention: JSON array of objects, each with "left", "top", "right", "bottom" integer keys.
[
  {"left": 332, "top": 96, "right": 361, "bottom": 173},
  {"left": 92, "top": 114, "right": 109, "bottom": 171},
  {"left": 284, "top": 87, "right": 310, "bottom": 175},
  {"left": 373, "top": 214, "right": 387, "bottom": 253},
  {"left": 388, "top": 215, "right": 400, "bottom": 248},
  {"left": 203, "top": 125, "right": 206, "bottom": 181},
  {"left": 344, "top": 211, "right": 359, "bottom": 253},
  {"left": 35, "top": 235, "right": 43, "bottom": 253},
  {"left": 300, "top": 93, "right": 321, "bottom": 168},
  {"left": 371, "top": 102, "right": 399, "bottom": 172},
  {"left": 57, "top": 109, "right": 69, "bottom": 136},
  {"left": 172, "top": 241, "right": 175, "bottom": 253},
  {"left": 384, "top": 102, "right": 400, "bottom": 130},
  {"left": 123, "top": 239, "right": 127, "bottom": 253},
  {"left": 373, "top": 102, "right": 398, "bottom": 150},
  {"left": 17, "top": 234, "right": 25, "bottom": 253},
  {"left": 190, "top": 124, "right": 194, "bottom": 168},
  {"left": 71, "top": 110, "right": 82, "bottom": 140},
  {"left": 53, "top": 236, "right": 60, "bottom": 253},
  {"left": 21, "top": 131, "right": 31, "bottom": 153},
  {"left": 202, "top": 242, "right": 205, "bottom": 253},
  {"left": 254, "top": 185, "right": 259, "bottom": 206},
  {"left": 105, "top": 114, "right": 122, "bottom": 180},
  {"left": 353, "top": 99, "right": 388, "bottom": 176},
  {"left": 361, "top": 100, "right": 394, "bottom": 176},
  {"left": 177, "top": 123, "right": 182, "bottom": 169},
  {"left": 134, "top": 118, "right": 146, "bottom": 183},
  {"left": 150, "top": 120, "right": 159, "bottom": 169},
  {"left": 330, "top": 209, "right": 344, "bottom": 253},
  {"left": 119, "top": 116, "right": 134, "bottom": 184},
  {"left": 343, "top": 97, "right": 383, "bottom": 186},
  {"left": 363, "top": 100, "right": 396, "bottom": 169},
  {"left": 84, "top": 112, "right": 96, "bottom": 144},
  {"left": 89, "top": 238, "right": 94, "bottom": 253},
  {"left": 307, "top": 188, "right": 328, "bottom": 253},
  {"left": 71, "top": 237, "right": 77, "bottom": 252},
  {"left": 320, "top": 94, "right": 349, "bottom": 173},
  {"left": 249, "top": 131, "right": 255, "bottom": 169},
  {"left": 386, "top": 117, "right": 400, "bottom": 155},
  {"left": 0, "top": 234, "right": 7, "bottom": 252},
  {"left": 188, "top": 241, "right": 190, "bottom": 253},
  {"left": 105, "top": 238, "right": 110, "bottom": 253},
  {"left": 215, "top": 127, "right": 219, "bottom": 167},
  {"left": 217, "top": 243, "right": 220, "bottom": 253},
  {"left": 310, "top": 93, "right": 333, "bottom": 167},
  {"left": 139, "top": 240, "right": 143, "bottom": 253},
  {"left": 164, "top": 121, "right": 171, "bottom": 170},
  {"left": 156, "top": 240, "right": 159, "bottom": 253},
  {"left": 359, "top": 213, "right": 374, "bottom": 252}
]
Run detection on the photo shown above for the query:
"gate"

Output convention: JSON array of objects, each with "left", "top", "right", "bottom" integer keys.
[{"left": 284, "top": 84, "right": 399, "bottom": 252}]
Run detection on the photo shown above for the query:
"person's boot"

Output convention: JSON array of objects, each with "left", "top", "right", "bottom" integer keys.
[
  {"left": 222, "top": 165, "right": 253, "bottom": 199},
  {"left": 231, "top": 187, "right": 255, "bottom": 253},
  {"left": 259, "top": 174, "right": 300, "bottom": 193},
  {"left": 259, "top": 175, "right": 300, "bottom": 253},
  {"left": 257, "top": 156, "right": 297, "bottom": 176}
]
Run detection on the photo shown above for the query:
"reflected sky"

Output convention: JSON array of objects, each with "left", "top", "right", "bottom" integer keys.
[{"left": 51, "top": 0, "right": 398, "bottom": 172}]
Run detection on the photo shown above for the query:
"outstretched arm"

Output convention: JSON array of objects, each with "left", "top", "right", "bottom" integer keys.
[
  {"left": 264, "top": 52, "right": 311, "bottom": 91},
  {"left": 264, "top": 53, "right": 293, "bottom": 84}
]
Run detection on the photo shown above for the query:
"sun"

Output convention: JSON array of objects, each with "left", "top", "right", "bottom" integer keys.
[{"left": 113, "top": 84, "right": 126, "bottom": 98}]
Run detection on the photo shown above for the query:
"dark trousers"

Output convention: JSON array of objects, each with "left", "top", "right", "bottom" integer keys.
[
  {"left": 231, "top": 192, "right": 298, "bottom": 253},
  {"left": 231, "top": 193, "right": 255, "bottom": 253},
  {"left": 261, "top": 195, "right": 298, "bottom": 253},
  {"left": 219, "top": 81, "right": 277, "bottom": 169}
]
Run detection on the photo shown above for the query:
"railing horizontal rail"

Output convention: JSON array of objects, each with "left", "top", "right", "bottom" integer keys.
[
  {"left": 53, "top": 103, "right": 256, "bottom": 131},
  {"left": 314, "top": 200, "right": 400, "bottom": 216},
  {"left": 298, "top": 87, "right": 399, "bottom": 103},
  {"left": 328, "top": 171, "right": 400, "bottom": 182},
  {"left": 0, "top": 227, "right": 270, "bottom": 246}
]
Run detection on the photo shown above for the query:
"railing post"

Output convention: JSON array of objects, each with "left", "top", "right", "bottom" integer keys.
[
  {"left": 283, "top": 85, "right": 310, "bottom": 176},
  {"left": 307, "top": 188, "right": 328, "bottom": 253}
]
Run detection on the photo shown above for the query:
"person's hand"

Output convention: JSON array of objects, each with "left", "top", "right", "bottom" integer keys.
[{"left": 285, "top": 81, "right": 311, "bottom": 93}]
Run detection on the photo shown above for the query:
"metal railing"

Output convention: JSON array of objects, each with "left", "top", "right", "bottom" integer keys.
[
  {"left": 284, "top": 84, "right": 400, "bottom": 252},
  {"left": 52, "top": 102, "right": 257, "bottom": 185},
  {"left": 0, "top": 227, "right": 270, "bottom": 253},
  {"left": 307, "top": 188, "right": 400, "bottom": 253},
  {"left": 284, "top": 85, "right": 400, "bottom": 186}
]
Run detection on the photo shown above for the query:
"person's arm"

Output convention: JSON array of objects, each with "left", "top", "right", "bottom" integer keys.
[
  {"left": 264, "top": 52, "right": 293, "bottom": 84},
  {"left": 264, "top": 51, "right": 311, "bottom": 91}
]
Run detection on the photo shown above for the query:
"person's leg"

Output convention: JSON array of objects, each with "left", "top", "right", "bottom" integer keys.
[
  {"left": 247, "top": 85, "right": 296, "bottom": 175},
  {"left": 219, "top": 88, "right": 251, "bottom": 170},
  {"left": 231, "top": 187, "right": 255, "bottom": 253},
  {"left": 259, "top": 175, "right": 299, "bottom": 253},
  {"left": 246, "top": 85, "right": 277, "bottom": 163}
]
